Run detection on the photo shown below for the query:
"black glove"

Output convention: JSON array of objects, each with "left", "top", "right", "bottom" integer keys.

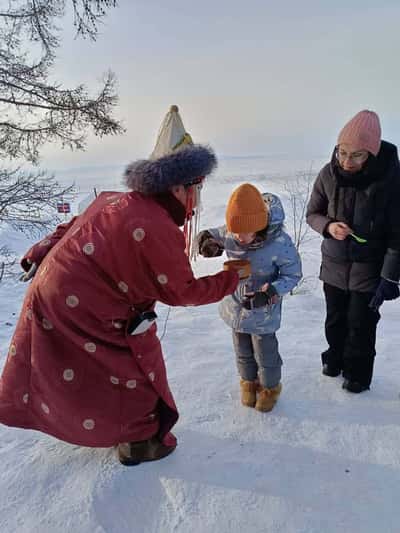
[
  {"left": 201, "top": 239, "right": 224, "bottom": 258},
  {"left": 369, "top": 278, "right": 400, "bottom": 311},
  {"left": 242, "top": 285, "right": 278, "bottom": 310},
  {"left": 19, "top": 260, "right": 38, "bottom": 282},
  {"left": 197, "top": 230, "right": 224, "bottom": 258}
]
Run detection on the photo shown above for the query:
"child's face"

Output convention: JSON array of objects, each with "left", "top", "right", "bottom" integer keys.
[{"left": 233, "top": 232, "right": 256, "bottom": 245}]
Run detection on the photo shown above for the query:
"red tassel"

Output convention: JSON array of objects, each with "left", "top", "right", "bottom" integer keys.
[{"left": 183, "top": 188, "right": 194, "bottom": 256}]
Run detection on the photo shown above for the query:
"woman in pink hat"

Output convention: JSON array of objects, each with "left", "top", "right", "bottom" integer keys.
[{"left": 307, "top": 110, "right": 400, "bottom": 393}]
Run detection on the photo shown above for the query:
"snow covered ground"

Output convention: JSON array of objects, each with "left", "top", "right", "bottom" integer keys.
[{"left": 1, "top": 158, "right": 400, "bottom": 533}]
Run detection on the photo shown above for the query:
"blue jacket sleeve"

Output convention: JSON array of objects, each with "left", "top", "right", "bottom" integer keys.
[{"left": 270, "top": 233, "right": 302, "bottom": 295}]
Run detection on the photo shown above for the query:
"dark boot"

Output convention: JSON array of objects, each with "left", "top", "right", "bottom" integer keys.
[
  {"left": 342, "top": 379, "right": 369, "bottom": 394},
  {"left": 343, "top": 356, "right": 375, "bottom": 391},
  {"left": 118, "top": 436, "right": 176, "bottom": 466},
  {"left": 322, "top": 363, "right": 341, "bottom": 378}
]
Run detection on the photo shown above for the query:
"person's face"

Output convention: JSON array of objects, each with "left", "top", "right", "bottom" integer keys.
[
  {"left": 336, "top": 143, "right": 369, "bottom": 173},
  {"left": 233, "top": 232, "right": 256, "bottom": 245},
  {"left": 170, "top": 181, "right": 202, "bottom": 209},
  {"left": 171, "top": 185, "right": 188, "bottom": 206}
]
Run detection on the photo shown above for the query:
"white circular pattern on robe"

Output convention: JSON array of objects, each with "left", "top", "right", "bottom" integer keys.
[
  {"left": 26, "top": 309, "right": 33, "bottom": 320},
  {"left": 149, "top": 413, "right": 156, "bottom": 420},
  {"left": 42, "top": 318, "right": 53, "bottom": 330},
  {"left": 113, "top": 321, "right": 124, "bottom": 329},
  {"left": 41, "top": 403, "right": 50, "bottom": 414},
  {"left": 110, "top": 376, "right": 119, "bottom": 385},
  {"left": 23, "top": 393, "right": 29, "bottom": 404},
  {"left": 40, "top": 239, "right": 51, "bottom": 247},
  {"left": 66, "top": 295, "right": 79, "bottom": 308},
  {"left": 9, "top": 344, "right": 16, "bottom": 356},
  {"left": 148, "top": 372, "right": 155, "bottom": 382},
  {"left": 83, "top": 243, "right": 95, "bottom": 255},
  {"left": 126, "top": 380, "right": 137, "bottom": 389},
  {"left": 63, "top": 369, "right": 74, "bottom": 381},
  {"left": 132, "top": 228, "right": 145, "bottom": 242},
  {"left": 118, "top": 281, "right": 129, "bottom": 293},
  {"left": 83, "top": 419, "right": 95, "bottom": 430},
  {"left": 84, "top": 342, "right": 96, "bottom": 353},
  {"left": 137, "top": 354, "right": 142, "bottom": 359},
  {"left": 157, "top": 274, "right": 168, "bottom": 285}
]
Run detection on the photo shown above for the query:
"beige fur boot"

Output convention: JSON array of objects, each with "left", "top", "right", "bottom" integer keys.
[
  {"left": 255, "top": 383, "right": 282, "bottom": 412},
  {"left": 240, "top": 379, "right": 258, "bottom": 407}
]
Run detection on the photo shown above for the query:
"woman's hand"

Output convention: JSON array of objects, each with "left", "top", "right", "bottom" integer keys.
[{"left": 327, "top": 222, "right": 352, "bottom": 241}]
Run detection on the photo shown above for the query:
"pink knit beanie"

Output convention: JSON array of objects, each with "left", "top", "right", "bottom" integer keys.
[{"left": 337, "top": 110, "right": 381, "bottom": 156}]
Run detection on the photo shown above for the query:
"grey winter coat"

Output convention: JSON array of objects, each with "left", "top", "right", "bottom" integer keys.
[
  {"left": 306, "top": 140, "right": 400, "bottom": 292},
  {"left": 201, "top": 193, "right": 302, "bottom": 334}
]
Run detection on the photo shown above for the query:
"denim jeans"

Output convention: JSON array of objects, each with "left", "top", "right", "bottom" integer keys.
[{"left": 232, "top": 331, "right": 282, "bottom": 388}]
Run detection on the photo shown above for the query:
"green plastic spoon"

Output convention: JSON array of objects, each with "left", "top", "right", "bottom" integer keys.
[{"left": 350, "top": 233, "right": 367, "bottom": 244}]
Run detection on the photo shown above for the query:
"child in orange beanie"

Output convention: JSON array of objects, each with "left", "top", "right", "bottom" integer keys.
[{"left": 197, "top": 183, "right": 302, "bottom": 411}]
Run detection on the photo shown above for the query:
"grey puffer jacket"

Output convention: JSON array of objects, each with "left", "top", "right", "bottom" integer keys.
[
  {"left": 199, "top": 193, "right": 302, "bottom": 334},
  {"left": 306, "top": 140, "right": 400, "bottom": 292}
]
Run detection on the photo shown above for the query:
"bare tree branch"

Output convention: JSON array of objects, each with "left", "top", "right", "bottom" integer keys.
[
  {"left": 284, "top": 165, "right": 316, "bottom": 294},
  {"left": 0, "top": 1, "right": 123, "bottom": 163},
  {"left": 0, "top": 244, "right": 17, "bottom": 282},
  {"left": 284, "top": 165, "right": 315, "bottom": 251},
  {"left": 71, "top": 0, "right": 117, "bottom": 39},
  {"left": 0, "top": 166, "right": 75, "bottom": 235},
  {"left": 0, "top": 1, "right": 121, "bottom": 277}
]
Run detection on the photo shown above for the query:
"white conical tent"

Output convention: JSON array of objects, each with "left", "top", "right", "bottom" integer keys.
[
  {"left": 78, "top": 106, "right": 193, "bottom": 215},
  {"left": 150, "top": 105, "right": 201, "bottom": 260},
  {"left": 150, "top": 105, "right": 193, "bottom": 159}
]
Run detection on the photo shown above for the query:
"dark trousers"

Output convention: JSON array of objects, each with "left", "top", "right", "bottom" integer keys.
[{"left": 322, "top": 283, "right": 380, "bottom": 387}]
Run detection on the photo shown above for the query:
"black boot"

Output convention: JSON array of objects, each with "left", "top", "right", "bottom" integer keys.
[
  {"left": 118, "top": 436, "right": 176, "bottom": 466},
  {"left": 342, "top": 379, "right": 369, "bottom": 394},
  {"left": 322, "top": 363, "right": 341, "bottom": 377}
]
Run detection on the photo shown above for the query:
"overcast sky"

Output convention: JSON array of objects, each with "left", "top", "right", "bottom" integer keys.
[{"left": 40, "top": 0, "right": 400, "bottom": 173}]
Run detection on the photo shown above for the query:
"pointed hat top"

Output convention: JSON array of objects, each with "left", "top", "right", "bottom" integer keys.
[{"left": 150, "top": 104, "right": 193, "bottom": 160}]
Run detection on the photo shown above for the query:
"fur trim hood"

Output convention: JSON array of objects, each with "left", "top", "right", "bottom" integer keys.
[{"left": 124, "top": 145, "right": 217, "bottom": 194}]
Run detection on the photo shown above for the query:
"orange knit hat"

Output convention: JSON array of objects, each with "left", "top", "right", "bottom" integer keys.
[
  {"left": 337, "top": 110, "right": 381, "bottom": 156},
  {"left": 225, "top": 183, "right": 268, "bottom": 233}
]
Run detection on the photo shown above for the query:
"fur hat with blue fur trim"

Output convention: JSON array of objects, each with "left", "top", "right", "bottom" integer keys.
[{"left": 124, "top": 144, "right": 217, "bottom": 195}]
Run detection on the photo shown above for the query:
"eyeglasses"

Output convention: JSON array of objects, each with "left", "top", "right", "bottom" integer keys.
[{"left": 336, "top": 148, "right": 369, "bottom": 164}]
